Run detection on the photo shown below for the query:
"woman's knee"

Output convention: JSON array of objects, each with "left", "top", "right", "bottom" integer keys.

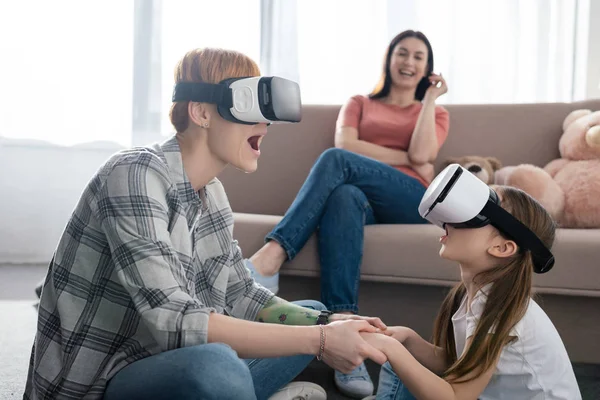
[
  {"left": 174, "top": 344, "right": 256, "bottom": 399},
  {"left": 328, "top": 184, "right": 368, "bottom": 209},
  {"left": 315, "top": 147, "right": 351, "bottom": 171}
]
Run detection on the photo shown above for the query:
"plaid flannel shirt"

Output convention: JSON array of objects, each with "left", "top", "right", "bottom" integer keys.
[{"left": 24, "top": 136, "right": 274, "bottom": 399}]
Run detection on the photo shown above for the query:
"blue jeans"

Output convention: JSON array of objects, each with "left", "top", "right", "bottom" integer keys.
[
  {"left": 104, "top": 300, "right": 325, "bottom": 400},
  {"left": 375, "top": 361, "right": 416, "bottom": 400},
  {"left": 267, "top": 148, "right": 427, "bottom": 313}
]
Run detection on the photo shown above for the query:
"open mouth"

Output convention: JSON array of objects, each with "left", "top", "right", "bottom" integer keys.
[
  {"left": 399, "top": 70, "right": 415, "bottom": 77},
  {"left": 440, "top": 224, "right": 449, "bottom": 243},
  {"left": 247, "top": 135, "right": 263, "bottom": 153}
]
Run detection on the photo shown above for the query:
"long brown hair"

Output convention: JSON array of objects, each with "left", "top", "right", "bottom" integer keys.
[
  {"left": 369, "top": 30, "right": 434, "bottom": 102},
  {"left": 169, "top": 48, "right": 261, "bottom": 133},
  {"left": 432, "top": 186, "right": 556, "bottom": 383}
]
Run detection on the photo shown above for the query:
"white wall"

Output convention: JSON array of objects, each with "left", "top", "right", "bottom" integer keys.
[{"left": 0, "top": 139, "right": 123, "bottom": 264}]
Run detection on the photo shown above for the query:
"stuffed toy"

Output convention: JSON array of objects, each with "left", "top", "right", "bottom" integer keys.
[
  {"left": 438, "top": 155, "right": 502, "bottom": 185},
  {"left": 494, "top": 109, "right": 600, "bottom": 227}
]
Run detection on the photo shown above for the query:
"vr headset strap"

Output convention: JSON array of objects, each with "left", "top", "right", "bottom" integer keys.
[
  {"left": 172, "top": 82, "right": 233, "bottom": 108},
  {"left": 481, "top": 200, "right": 555, "bottom": 274}
]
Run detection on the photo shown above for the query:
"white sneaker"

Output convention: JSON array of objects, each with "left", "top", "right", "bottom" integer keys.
[{"left": 268, "top": 382, "right": 327, "bottom": 400}]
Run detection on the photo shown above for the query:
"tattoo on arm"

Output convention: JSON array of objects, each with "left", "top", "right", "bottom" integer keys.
[{"left": 256, "top": 297, "right": 320, "bottom": 325}]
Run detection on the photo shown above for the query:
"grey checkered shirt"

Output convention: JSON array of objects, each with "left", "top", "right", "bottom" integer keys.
[{"left": 24, "top": 136, "right": 274, "bottom": 399}]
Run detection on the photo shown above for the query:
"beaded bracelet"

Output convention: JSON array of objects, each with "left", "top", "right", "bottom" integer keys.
[{"left": 316, "top": 325, "right": 326, "bottom": 361}]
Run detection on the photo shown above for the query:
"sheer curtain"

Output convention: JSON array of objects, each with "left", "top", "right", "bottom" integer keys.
[
  {"left": 0, "top": 1, "right": 134, "bottom": 146},
  {"left": 405, "top": 0, "right": 578, "bottom": 104},
  {"left": 262, "top": 0, "right": 582, "bottom": 105},
  {"left": 0, "top": 1, "right": 585, "bottom": 145}
]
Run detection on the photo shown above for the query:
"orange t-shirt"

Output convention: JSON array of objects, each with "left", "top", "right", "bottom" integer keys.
[{"left": 336, "top": 95, "right": 450, "bottom": 187}]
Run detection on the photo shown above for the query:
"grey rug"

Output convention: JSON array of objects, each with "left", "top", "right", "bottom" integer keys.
[
  {"left": 0, "top": 301, "right": 36, "bottom": 399},
  {"left": 1, "top": 301, "right": 598, "bottom": 400}
]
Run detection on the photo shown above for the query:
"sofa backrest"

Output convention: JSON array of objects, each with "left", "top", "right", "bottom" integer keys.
[{"left": 219, "top": 99, "right": 600, "bottom": 216}]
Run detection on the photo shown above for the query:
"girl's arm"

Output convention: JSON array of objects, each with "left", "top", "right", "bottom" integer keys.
[
  {"left": 363, "top": 333, "right": 497, "bottom": 400},
  {"left": 385, "top": 326, "right": 448, "bottom": 374},
  {"left": 407, "top": 74, "right": 448, "bottom": 165}
]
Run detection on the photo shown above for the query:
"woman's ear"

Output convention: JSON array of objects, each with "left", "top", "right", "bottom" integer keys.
[{"left": 188, "top": 102, "right": 212, "bottom": 128}]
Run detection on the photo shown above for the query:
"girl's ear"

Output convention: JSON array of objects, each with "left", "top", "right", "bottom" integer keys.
[{"left": 488, "top": 239, "right": 518, "bottom": 259}]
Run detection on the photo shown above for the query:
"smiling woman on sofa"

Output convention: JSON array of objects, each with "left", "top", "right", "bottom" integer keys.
[{"left": 249, "top": 30, "right": 450, "bottom": 398}]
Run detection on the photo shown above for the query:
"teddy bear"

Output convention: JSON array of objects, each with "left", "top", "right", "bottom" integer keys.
[
  {"left": 494, "top": 109, "right": 600, "bottom": 228},
  {"left": 438, "top": 155, "right": 503, "bottom": 185}
]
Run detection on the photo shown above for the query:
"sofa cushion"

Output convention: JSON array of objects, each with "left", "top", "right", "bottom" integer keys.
[{"left": 233, "top": 213, "right": 600, "bottom": 297}]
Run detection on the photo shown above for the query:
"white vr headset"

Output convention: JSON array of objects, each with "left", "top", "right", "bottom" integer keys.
[
  {"left": 172, "top": 76, "right": 302, "bottom": 125},
  {"left": 418, "top": 164, "right": 555, "bottom": 274}
]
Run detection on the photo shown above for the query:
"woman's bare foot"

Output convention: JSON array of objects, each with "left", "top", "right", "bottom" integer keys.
[{"left": 250, "top": 241, "right": 288, "bottom": 276}]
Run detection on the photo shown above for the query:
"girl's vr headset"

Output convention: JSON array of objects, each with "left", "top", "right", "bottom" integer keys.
[
  {"left": 172, "top": 76, "right": 302, "bottom": 125},
  {"left": 418, "top": 164, "right": 555, "bottom": 274}
]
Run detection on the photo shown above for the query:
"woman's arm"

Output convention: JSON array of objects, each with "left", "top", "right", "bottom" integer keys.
[
  {"left": 336, "top": 127, "right": 435, "bottom": 181},
  {"left": 364, "top": 333, "right": 496, "bottom": 400},
  {"left": 408, "top": 74, "right": 449, "bottom": 165},
  {"left": 209, "top": 315, "right": 387, "bottom": 373},
  {"left": 335, "top": 126, "right": 412, "bottom": 166},
  {"left": 256, "top": 296, "right": 387, "bottom": 328},
  {"left": 208, "top": 313, "right": 319, "bottom": 358}
]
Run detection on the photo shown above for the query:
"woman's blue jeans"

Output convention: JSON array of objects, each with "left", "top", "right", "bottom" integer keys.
[{"left": 267, "top": 148, "right": 427, "bottom": 313}]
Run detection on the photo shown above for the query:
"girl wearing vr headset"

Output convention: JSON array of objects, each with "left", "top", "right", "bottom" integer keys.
[
  {"left": 25, "top": 48, "right": 390, "bottom": 400},
  {"left": 361, "top": 186, "right": 581, "bottom": 399},
  {"left": 249, "top": 30, "right": 449, "bottom": 397}
]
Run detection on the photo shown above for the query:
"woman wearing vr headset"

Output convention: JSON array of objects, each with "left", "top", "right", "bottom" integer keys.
[
  {"left": 362, "top": 186, "right": 581, "bottom": 399},
  {"left": 24, "top": 48, "right": 390, "bottom": 400},
  {"left": 249, "top": 30, "right": 449, "bottom": 397}
]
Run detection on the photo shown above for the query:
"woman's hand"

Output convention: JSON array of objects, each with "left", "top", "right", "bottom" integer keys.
[
  {"left": 382, "top": 326, "right": 415, "bottom": 344},
  {"left": 330, "top": 313, "right": 387, "bottom": 331},
  {"left": 322, "top": 320, "right": 388, "bottom": 372},
  {"left": 425, "top": 73, "right": 448, "bottom": 100}
]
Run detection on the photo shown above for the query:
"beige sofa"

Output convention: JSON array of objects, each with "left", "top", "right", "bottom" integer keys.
[{"left": 219, "top": 100, "right": 600, "bottom": 363}]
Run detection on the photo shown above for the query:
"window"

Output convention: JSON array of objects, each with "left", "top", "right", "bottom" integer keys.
[
  {"left": 295, "top": 0, "right": 388, "bottom": 104},
  {"left": 0, "top": 1, "right": 133, "bottom": 146},
  {"left": 0, "top": 0, "right": 261, "bottom": 147},
  {"left": 0, "top": 0, "right": 588, "bottom": 146}
]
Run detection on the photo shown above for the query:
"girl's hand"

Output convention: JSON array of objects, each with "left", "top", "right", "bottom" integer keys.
[
  {"left": 330, "top": 313, "right": 387, "bottom": 331},
  {"left": 360, "top": 331, "right": 397, "bottom": 355},
  {"left": 382, "top": 326, "right": 414, "bottom": 344},
  {"left": 425, "top": 73, "right": 448, "bottom": 99},
  {"left": 323, "top": 321, "right": 388, "bottom": 372}
]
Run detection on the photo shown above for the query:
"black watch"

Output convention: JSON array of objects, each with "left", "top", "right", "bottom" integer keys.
[{"left": 316, "top": 310, "right": 334, "bottom": 325}]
